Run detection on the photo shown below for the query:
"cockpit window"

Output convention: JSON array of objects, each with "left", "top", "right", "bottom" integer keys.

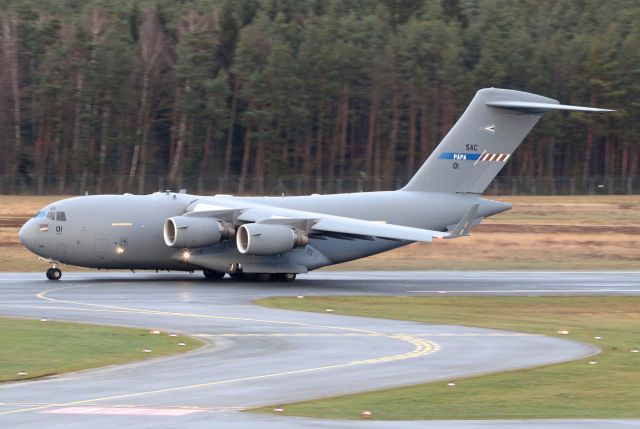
[{"left": 39, "top": 210, "right": 66, "bottom": 221}]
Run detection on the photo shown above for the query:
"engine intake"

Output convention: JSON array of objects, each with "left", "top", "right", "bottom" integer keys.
[
  {"left": 164, "top": 216, "right": 235, "bottom": 248},
  {"left": 236, "top": 223, "right": 308, "bottom": 256}
]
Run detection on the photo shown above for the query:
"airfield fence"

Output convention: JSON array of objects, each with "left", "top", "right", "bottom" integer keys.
[{"left": 2, "top": 175, "right": 640, "bottom": 196}]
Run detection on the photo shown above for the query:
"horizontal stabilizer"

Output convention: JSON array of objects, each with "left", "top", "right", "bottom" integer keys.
[
  {"left": 403, "top": 88, "right": 613, "bottom": 194},
  {"left": 486, "top": 101, "right": 614, "bottom": 114}
]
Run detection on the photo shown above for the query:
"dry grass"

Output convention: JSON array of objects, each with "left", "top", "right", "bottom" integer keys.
[
  {"left": 253, "top": 296, "right": 640, "bottom": 420},
  {"left": 2, "top": 195, "right": 639, "bottom": 271},
  {"left": 332, "top": 195, "right": 640, "bottom": 270},
  {"left": 0, "top": 196, "right": 91, "bottom": 271}
]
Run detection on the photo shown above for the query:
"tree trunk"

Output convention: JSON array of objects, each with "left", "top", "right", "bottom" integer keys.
[
  {"left": 384, "top": 89, "right": 401, "bottom": 180},
  {"left": 338, "top": 83, "right": 349, "bottom": 178},
  {"left": 365, "top": 79, "right": 380, "bottom": 176},
  {"left": 583, "top": 90, "right": 597, "bottom": 177},
  {"left": 98, "top": 97, "right": 111, "bottom": 190},
  {"left": 129, "top": 66, "right": 150, "bottom": 185},
  {"left": 200, "top": 118, "right": 214, "bottom": 177},
  {"left": 253, "top": 126, "right": 265, "bottom": 191},
  {"left": 620, "top": 144, "right": 628, "bottom": 178},
  {"left": 169, "top": 110, "right": 188, "bottom": 184},
  {"left": 239, "top": 127, "right": 252, "bottom": 194},
  {"left": 630, "top": 143, "right": 639, "bottom": 179},
  {"left": 327, "top": 100, "right": 337, "bottom": 185},
  {"left": 302, "top": 129, "right": 312, "bottom": 191},
  {"left": 583, "top": 128, "right": 594, "bottom": 177},
  {"left": 315, "top": 100, "right": 326, "bottom": 178},
  {"left": 223, "top": 79, "right": 239, "bottom": 187},
  {"left": 545, "top": 138, "right": 556, "bottom": 178},
  {"left": 169, "top": 81, "right": 191, "bottom": 184},
  {"left": 2, "top": 14, "right": 21, "bottom": 191},
  {"left": 419, "top": 101, "right": 429, "bottom": 161},
  {"left": 407, "top": 99, "right": 417, "bottom": 176}
]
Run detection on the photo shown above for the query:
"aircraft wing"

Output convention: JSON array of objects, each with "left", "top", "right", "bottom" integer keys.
[
  {"left": 310, "top": 217, "right": 446, "bottom": 242},
  {"left": 232, "top": 203, "right": 479, "bottom": 243},
  {"left": 186, "top": 197, "right": 479, "bottom": 243}
]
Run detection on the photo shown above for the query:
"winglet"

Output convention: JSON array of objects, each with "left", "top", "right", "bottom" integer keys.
[{"left": 445, "top": 204, "right": 479, "bottom": 239}]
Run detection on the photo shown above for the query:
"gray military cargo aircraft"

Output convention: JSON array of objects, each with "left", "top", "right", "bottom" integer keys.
[{"left": 19, "top": 88, "right": 611, "bottom": 281}]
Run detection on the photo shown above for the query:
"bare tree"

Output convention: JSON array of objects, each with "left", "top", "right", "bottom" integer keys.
[
  {"left": 2, "top": 12, "right": 21, "bottom": 190},
  {"left": 129, "top": 8, "right": 166, "bottom": 192}
]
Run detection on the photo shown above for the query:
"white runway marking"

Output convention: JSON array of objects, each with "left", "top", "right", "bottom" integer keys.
[
  {"left": 0, "top": 282, "right": 439, "bottom": 417},
  {"left": 43, "top": 406, "right": 207, "bottom": 416},
  {"left": 407, "top": 289, "right": 640, "bottom": 294}
]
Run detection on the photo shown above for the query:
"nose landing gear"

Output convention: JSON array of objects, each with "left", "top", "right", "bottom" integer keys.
[
  {"left": 46, "top": 267, "right": 62, "bottom": 280},
  {"left": 40, "top": 258, "right": 62, "bottom": 280}
]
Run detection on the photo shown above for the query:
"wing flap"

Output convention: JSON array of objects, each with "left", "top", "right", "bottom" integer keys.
[{"left": 312, "top": 218, "right": 446, "bottom": 243}]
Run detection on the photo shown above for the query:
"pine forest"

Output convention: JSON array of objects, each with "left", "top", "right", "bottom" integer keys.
[{"left": 0, "top": 0, "right": 639, "bottom": 195}]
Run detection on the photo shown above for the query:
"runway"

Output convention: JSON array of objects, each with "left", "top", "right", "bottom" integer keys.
[{"left": 0, "top": 271, "right": 638, "bottom": 429}]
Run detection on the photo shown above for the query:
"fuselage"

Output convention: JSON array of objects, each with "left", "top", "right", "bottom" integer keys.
[{"left": 19, "top": 190, "right": 510, "bottom": 273}]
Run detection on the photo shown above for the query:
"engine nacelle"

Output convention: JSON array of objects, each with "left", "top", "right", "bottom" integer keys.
[
  {"left": 164, "top": 216, "right": 235, "bottom": 248},
  {"left": 236, "top": 223, "right": 308, "bottom": 256}
]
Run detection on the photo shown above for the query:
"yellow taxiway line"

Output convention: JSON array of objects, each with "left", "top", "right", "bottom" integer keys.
[{"left": 0, "top": 284, "right": 440, "bottom": 416}]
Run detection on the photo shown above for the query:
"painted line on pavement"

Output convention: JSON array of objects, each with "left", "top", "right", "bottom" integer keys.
[
  {"left": 42, "top": 406, "right": 206, "bottom": 416},
  {"left": 0, "top": 284, "right": 440, "bottom": 416},
  {"left": 407, "top": 289, "right": 640, "bottom": 293}
]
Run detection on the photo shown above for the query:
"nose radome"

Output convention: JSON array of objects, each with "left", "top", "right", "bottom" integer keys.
[{"left": 19, "top": 219, "right": 37, "bottom": 252}]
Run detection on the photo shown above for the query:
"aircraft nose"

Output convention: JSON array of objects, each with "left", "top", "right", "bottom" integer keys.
[{"left": 19, "top": 219, "right": 37, "bottom": 252}]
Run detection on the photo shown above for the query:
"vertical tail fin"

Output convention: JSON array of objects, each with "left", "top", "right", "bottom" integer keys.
[{"left": 403, "top": 88, "right": 611, "bottom": 194}]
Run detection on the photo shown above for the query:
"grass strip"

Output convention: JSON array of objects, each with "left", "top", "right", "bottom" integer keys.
[
  {"left": 252, "top": 296, "right": 640, "bottom": 420},
  {"left": 0, "top": 317, "right": 202, "bottom": 382}
]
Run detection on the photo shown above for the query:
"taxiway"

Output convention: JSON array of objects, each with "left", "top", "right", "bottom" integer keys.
[{"left": 0, "top": 271, "right": 638, "bottom": 429}]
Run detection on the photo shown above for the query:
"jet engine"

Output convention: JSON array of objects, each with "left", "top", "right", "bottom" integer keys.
[
  {"left": 236, "top": 223, "right": 308, "bottom": 256},
  {"left": 163, "top": 216, "right": 235, "bottom": 248}
]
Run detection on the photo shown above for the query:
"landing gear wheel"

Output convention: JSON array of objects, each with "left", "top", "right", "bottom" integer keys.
[
  {"left": 274, "top": 273, "right": 296, "bottom": 282},
  {"left": 46, "top": 268, "right": 62, "bottom": 281},
  {"left": 256, "top": 273, "right": 272, "bottom": 282},
  {"left": 203, "top": 269, "right": 225, "bottom": 280},
  {"left": 230, "top": 272, "right": 244, "bottom": 280}
]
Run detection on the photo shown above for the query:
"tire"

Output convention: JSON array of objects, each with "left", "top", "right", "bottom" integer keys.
[
  {"left": 256, "top": 273, "right": 272, "bottom": 282},
  {"left": 46, "top": 268, "right": 62, "bottom": 281},
  {"left": 274, "top": 273, "right": 296, "bottom": 282}
]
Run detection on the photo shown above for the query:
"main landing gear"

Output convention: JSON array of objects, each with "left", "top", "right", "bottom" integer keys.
[
  {"left": 202, "top": 268, "right": 225, "bottom": 280},
  {"left": 46, "top": 267, "right": 62, "bottom": 280},
  {"left": 202, "top": 268, "right": 297, "bottom": 282},
  {"left": 240, "top": 272, "right": 297, "bottom": 282},
  {"left": 274, "top": 273, "right": 297, "bottom": 282}
]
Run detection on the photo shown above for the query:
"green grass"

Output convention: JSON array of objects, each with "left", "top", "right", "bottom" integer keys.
[
  {"left": 0, "top": 317, "right": 203, "bottom": 382},
  {"left": 252, "top": 296, "right": 640, "bottom": 420}
]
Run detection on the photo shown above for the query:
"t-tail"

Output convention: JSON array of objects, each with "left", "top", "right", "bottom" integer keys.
[{"left": 403, "top": 88, "right": 612, "bottom": 194}]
